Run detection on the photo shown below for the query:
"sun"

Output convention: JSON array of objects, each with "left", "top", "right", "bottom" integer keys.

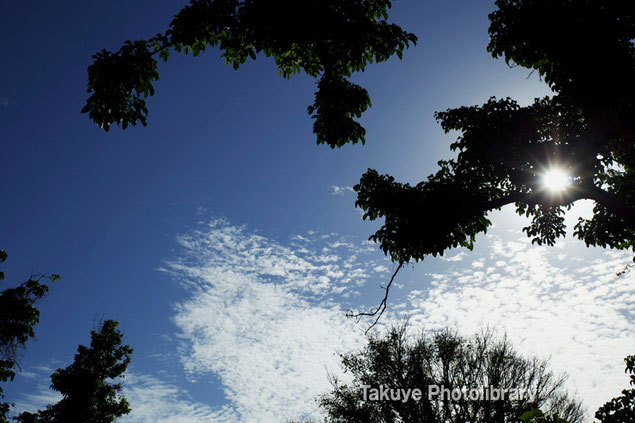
[{"left": 542, "top": 168, "right": 570, "bottom": 192}]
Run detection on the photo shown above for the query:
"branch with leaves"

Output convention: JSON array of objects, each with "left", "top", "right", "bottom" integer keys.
[
  {"left": 355, "top": 0, "right": 635, "bottom": 264},
  {"left": 82, "top": 0, "right": 417, "bottom": 148},
  {"left": 0, "top": 251, "right": 59, "bottom": 423}
]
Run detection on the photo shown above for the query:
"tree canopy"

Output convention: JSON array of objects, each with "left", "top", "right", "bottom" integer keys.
[
  {"left": 15, "top": 320, "right": 133, "bottom": 423},
  {"left": 595, "top": 354, "right": 635, "bottom": 423},
  {"left": 319, "top": 324, "right": 584, "bottom": 423},
  {"left": 84, "top": 0, "right": 634, "bottom": 265},
  {"left": 0, "top": 251, "right": 58, "bottom": 423},
  {"left": 355, "top": 0, "right": 635, "bottom": 263},
  {"left": 82, "top": 0, "right": 416, "bottom": 148}
]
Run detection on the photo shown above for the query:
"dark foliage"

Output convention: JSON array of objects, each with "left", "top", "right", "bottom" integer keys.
[
  {"left": 15, "top": 320, "right": 133, "bottom": 423},
  {"left": 319, "top": 325, "right": 584, "bottom": 423},
  {"left": 595, "top": 354, "right": 635, "bottom": 423},
  {"left": 0, "top": 252, "right": 58, "bottom": 423},
  {"left": 355, "top": 0, "right": 635, "bottom": 263},
  {"left": 82, "top": 0, "right": 416, "bottom": 148}
]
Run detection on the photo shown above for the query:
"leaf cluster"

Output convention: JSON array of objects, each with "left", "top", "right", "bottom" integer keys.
[
  {"left": 355, "top": 167, "right": 494, "bottom": 263},
  {"left": 0, "top": 252, "right": 58, "bottom": 423},
  {"left": 594, "top": 355, "right": 635, "bottom": 423},
  {"left": 15, "top": 320, "right": 133, "bottom": 423},
  {"left": 355, "top": 0, "right": 635, "bottom": 263},
  {"left": 83, "top": 0, "right": 417, "bottom": 147}
]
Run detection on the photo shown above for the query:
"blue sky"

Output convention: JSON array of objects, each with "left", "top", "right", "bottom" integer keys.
[{"left": 1, "top": 1, "right": 633, "bottom": 421}]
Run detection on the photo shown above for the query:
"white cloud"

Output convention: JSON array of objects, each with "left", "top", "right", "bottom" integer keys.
[
  {"left": 165, "top": 221, "right": 634, "bottom": 421},
  {"left": 13, "top": 220, "right": 633, "bottom": 422},
  {"left": 11, "top": 367, "right": 234, "bottom": 423},
  {"left": 13, "top": 385, "right": 61, "bottom": 415},
  {"left": 400, "top": 235, "right": 635, "bottom": 416},
  {"left": 330, "top": 185, "right": 354, "bottom": 196},
  {"left": 162, "top": 219, "right": 386, "bottom": 421},
  {"left": 121, "top": 374, "right": 237, "bottom": 423},
  {"left": 10, "top": 364, "right": 63, "bottom": 414},
  {"left": 441, "top": 251, "right": 468, "bottom": 262},
  {"left": 11, "top": 217, "right": 386, "bottom": 422}
]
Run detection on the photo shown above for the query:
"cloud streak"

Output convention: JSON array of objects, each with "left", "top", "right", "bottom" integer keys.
[
  {"left": 330, "top": 185, "right": 355, "bottom": 196},
  {"left": 122, "top": 374, "right": 237, "bottom": 423}
]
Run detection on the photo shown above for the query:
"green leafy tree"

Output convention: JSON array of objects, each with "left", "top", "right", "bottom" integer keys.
[
  {"left": 0, "top": 251, "right": 58, "bottom": 423},
  {"left": 349, "top": 0, "right": 634, "bottom": 321},
  {"left": 85, "top": 0, "right": 634, "bottom": 318},
  {"left": 82, "top": 0, "right": 416, "bottom": 148},
  {"left": 595, "top": 354, "right": 635, "bottom": 423},
  {"left": 319, "top": 324, "right": 584, "bottom": 423},
  {"left": 355, "top": 0, "right": 634, "bottom": 266},
  {"left": 84, "top": 0, "right": 634, "bottom": 261},
  {"left": 15, "top": 320, "right": 133, "bottom": 423}
]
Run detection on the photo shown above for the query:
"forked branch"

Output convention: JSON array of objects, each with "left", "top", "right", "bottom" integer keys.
[{"left": 347, "top": 261, "right": 404, "bottom": 334}]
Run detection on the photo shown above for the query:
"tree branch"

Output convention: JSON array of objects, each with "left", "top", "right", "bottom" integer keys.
[
  {"left": 482, "top": 185, "right": 635, "bottom": 224},
  {"left": 347, "top": 261, "right": 403, "bottom": 334},
  {"left": 583, "top": 184, "right": 635, "bottom": 224}
]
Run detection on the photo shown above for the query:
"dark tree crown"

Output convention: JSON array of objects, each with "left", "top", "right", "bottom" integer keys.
[
  {"left": 355, "top": 0, "right": 635, "bottom": 264},
  {"left": 82, "top": 0, "right": 417, "bottom": 148}
]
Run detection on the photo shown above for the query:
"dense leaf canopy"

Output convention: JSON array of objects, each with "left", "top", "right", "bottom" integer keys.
[
  {"left": 84, "top": 0, "right": 634, "bottom": 264},
  {"left": 15, "top": 320, "right": 133, "bottom": 423},
  {"left": 82, "top": 0, "right": 416, "bottom": 148},
  {"left": 356, "top": 0, "right": 635, "bottom": 263}
]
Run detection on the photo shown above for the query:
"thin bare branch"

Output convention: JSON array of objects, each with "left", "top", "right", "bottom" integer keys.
[{"left": 346, "top": 261, "right": 404, "bottom": 334}]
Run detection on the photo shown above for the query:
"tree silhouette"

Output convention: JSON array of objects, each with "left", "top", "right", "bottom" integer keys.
[
  {"left": 15, "top": 320, "right": 133, "bottom": 423},
  {"left": 0, "top": 251, "right": 58, "bottom": 423},
  {"left": 350, "top": 0, "right": 634, "bottom": 323},
  {"left": 85, "top": 1, "right": 634, "bottom": 319},
  {"left": 355, "top": 0, "right": 634, "bottom": 265},
  {"left": 82, "top": 0, "right": 416, "bottom": 148},
  {"left": 319, "top": 324, "right": 584, "bottom": 423},
  {"left": 595, "top": 354, "right": 635, "bottom": 423}
]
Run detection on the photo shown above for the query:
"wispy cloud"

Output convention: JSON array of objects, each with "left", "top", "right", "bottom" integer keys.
[
  {"left": 13, "top": 385, "right": 61, "bottom": 415},
  {"left": 330, "top": 185, "right": 354, "bottom": 196},
  {"left": 440, "top": 251, "right": 468, "bottom": 262},
  {"left": 121, "top": 373, "right": 237, "bottom": 423},
  {"left": 163, "top": 219, "right": 387, "bottom": 421},
  {"left": 399, "top": 234, "right": 635, "bottom": 416},
  {"left": 12, "top": 220, "right": 633, "bottom": 422},
  {"left": 11, "top": 367, "right": 233, "bottom": 423},
  {"left": 11, "top": 364, "right": 62, "bottom": 414},
  {"left": 165, "top": 222, "right": 634, "bottom": 420},
  {"left": 11, "top": 220, "right": 389, "bottom": 422}
]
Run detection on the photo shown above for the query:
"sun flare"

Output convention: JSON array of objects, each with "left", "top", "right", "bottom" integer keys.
[{"left": 542, "top": 168, "right": 570, "bottom": 192}]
